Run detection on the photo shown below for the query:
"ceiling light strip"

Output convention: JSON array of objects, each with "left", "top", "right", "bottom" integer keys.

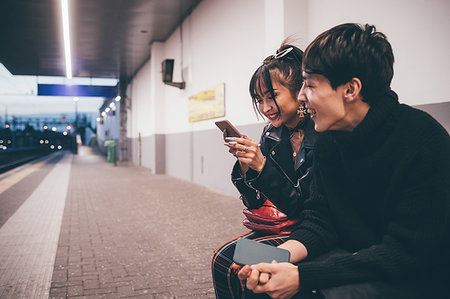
[{"left": 61, "top": 0, "right": 72, "bottom": 79}]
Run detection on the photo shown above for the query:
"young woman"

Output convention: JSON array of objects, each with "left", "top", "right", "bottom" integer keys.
[{"left": 211, "top": 44, "right": 318, "bottom": 298}]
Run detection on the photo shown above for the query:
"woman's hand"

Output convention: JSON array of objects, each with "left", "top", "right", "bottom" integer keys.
[
  {"left": 237, "top": 264, "right": 270, "bottom": 289},
  {"left": 230, "top": 262, "right": 243, "bottom": 274},
  {"left": 224, "top": 136, "right": 266, "bottom": 173},
  {"left": 223, "top": 130, "right": 250, "bottom": 173}
]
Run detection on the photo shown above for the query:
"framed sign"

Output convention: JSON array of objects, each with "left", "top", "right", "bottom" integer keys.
[{"left": 188, "top": 83, "right": 225, "bottom": 122}]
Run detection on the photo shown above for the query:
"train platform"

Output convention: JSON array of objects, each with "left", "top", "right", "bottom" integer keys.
[{"left": 0, "top": 146, "right": 247, "bottom": 298}]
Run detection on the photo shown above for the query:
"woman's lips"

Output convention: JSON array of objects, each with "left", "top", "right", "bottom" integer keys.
[{"left": 266, "top": 113, "right": 279, "bottom": 122}]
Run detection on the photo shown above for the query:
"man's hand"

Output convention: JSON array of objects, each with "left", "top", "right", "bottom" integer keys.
[
  {"left": 249, "top": 261, "right": 300, "bottom": 299},
  {"left": 277, "top": 240, "right": 308, "bottom": 263}
]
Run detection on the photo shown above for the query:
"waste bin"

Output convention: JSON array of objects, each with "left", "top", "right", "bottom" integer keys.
[{"left": 104, "top": 140, "right": 116, "bottom": 163}]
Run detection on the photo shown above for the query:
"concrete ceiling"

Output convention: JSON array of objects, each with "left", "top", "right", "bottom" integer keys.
[{"left": 0, "top": 0, "right": 201, "bottom": 82}]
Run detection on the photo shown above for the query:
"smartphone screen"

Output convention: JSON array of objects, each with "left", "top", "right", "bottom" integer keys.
[{"left": 233, "top": 238, "right": 290, "bottom": 266}]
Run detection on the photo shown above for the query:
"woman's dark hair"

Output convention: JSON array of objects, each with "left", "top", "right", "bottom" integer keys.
[
  {"left": 303, "top": 23, "right": 394, "bottom": 104},
  {"left": 249, "top": 43, "right": 304, "bottom": 118}
]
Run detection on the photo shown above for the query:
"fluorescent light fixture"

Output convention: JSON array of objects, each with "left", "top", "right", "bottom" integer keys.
[
  {"left": 37, "top": 76, "right": 118, "bottom": 86},
  {"left": 61, "top": 0, "right": 72, "bottom": 79}
]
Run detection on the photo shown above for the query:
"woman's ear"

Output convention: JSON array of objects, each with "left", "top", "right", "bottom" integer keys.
[{"left": 344, "top": 78, "right": 362, "bottom": 102}]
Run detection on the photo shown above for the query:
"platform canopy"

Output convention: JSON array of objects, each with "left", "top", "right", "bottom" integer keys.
[{"left": 0, "top": 0, "right": 202, "bottom": 82}]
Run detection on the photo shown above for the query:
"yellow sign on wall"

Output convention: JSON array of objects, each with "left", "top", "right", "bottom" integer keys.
[{"left": 188, "top": 83, "right": 225, "bottom": 122}]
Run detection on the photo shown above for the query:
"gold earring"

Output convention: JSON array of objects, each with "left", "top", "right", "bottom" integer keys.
[{"left": 297, "top": 102, "right": 306, "bottom": 118}]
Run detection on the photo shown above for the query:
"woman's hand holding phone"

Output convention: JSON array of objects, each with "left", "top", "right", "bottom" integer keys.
[
  {"left": 216, "top": 119, "right": 266, "bottom": 173},
  {"left": 224, "top": 136, "right": 266, "bottom": 173}
]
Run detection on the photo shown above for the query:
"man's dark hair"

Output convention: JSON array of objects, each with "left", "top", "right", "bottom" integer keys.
[{"left": 303, "top": 23, "right": 394, "bottom": 104}]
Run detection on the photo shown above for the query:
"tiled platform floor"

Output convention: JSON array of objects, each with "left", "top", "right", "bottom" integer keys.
[{"left": 0, "top": 146, "right": 247, "bottom": 298}]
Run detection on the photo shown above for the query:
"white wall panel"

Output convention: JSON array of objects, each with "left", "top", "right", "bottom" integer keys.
[
  {"left": 306, "top": 0, "right": 450, "bottom": 105},
  {"left": 161, "top": 0, "right": 269, "bottom": 135}
]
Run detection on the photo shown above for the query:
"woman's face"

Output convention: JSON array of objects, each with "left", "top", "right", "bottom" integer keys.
[{"left": 256, "top": 80, "right": 300, "bottom": 128}]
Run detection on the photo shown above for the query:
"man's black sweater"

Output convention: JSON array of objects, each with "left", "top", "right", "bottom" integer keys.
[{"left": 290, "top": 91, "right": 450, "bottom": 291}]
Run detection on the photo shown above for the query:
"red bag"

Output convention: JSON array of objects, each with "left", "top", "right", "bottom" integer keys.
[{"left": 242, "top": 200, "right": 299, "bottom": 235}]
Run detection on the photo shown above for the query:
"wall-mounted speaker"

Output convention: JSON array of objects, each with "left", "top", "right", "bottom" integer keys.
[{"left": 162, "top": 59, "right": 174, "bottom": 83}]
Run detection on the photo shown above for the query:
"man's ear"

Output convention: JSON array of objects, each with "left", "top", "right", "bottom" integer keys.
[{"left": 344, "top": 78, "right": 362, "bottom": 102}]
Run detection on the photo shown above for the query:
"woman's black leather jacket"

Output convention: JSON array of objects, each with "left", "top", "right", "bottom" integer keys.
[{"left": 231, "top": 116, "right": 318, "bottom": 218}]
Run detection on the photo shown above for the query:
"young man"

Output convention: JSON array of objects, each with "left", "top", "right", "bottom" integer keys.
[{"left": 238, "top": 23, "right": 450, "bottom": 299}]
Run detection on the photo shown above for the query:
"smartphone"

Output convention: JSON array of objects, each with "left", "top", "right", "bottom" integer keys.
[
  {"left": 233, "top": 238, "right": 290, "bottom": 266},
  {"left": 215, "top": 120, "right": 241, "bottom": 137}
]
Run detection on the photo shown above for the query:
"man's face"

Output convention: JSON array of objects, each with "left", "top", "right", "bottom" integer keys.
[{"left": 298, "top": 73, "right": 350, "bottom": 132}]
